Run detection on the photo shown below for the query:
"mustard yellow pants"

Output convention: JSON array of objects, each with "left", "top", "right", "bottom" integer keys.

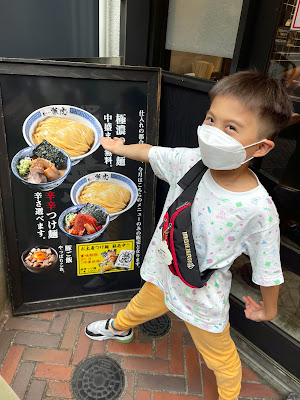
[{"left": 114, "top": 282, "right": 241, "bottom": 400}]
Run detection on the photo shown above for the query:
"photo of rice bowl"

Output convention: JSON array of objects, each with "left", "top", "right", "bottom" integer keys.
[
  {"left": 70, "top": 172, "right": 138, "bottom": 221},
  {"left": 22, "top": 105, "right": 103, "bottom": 165},
  {"left": 21, "top": 246, "right": 58, "bottom": 274}
]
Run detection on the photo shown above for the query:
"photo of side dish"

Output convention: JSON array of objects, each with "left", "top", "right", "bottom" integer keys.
[
  {"left": 70, "top": 172, "right": 138, "bottom": 221},
  {"left": 58, "top": 203, "right": 110, "bottom": 243},
  {"left": 11, "top": 141, "right": 71, "bottom": 191},
  {"left": 99, "top": 249, "right": 135, "bottom": 274},
  {"left": 23, "top": 105, "right": 103, "bottom": 165},
  {"left": 21, "top": 246, "right": 58, "bottom": 274}
]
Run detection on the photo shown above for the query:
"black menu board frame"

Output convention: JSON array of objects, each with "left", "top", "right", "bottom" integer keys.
[{"left": 0, "top": 58, "right": 161, "bottom": 315}]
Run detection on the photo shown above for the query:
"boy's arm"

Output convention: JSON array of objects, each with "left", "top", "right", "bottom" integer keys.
[
  {"left": 100, "top": 137, "right": 152, "bottom": 163},
  {"left": 242, "top": 285, "right": 279, "bottom": 322}
]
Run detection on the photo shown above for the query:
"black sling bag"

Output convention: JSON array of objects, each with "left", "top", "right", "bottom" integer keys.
[{"left": 160, "top": 160, "right": 216, "bottom": 288}]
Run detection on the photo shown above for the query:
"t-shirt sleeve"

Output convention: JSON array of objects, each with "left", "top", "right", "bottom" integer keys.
[
  {"left": 148, "top": 146, "right": 201, "bottom": 185},
  {"left": 243, "top": 223, "right": 284, "bottom": 286}
]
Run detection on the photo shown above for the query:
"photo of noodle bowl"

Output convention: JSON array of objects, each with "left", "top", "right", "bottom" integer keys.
[
  {"left": 22, "top": 105, "right": 103, "bottom": 165},
  {"left": 70, "top": 172, "right": 138, "bottom": 221}
]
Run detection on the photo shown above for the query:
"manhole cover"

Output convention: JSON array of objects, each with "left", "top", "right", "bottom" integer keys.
[
  {"left": 71, "top": 355, "right": 124, "bottom": 400},
  {"left": 139, "top": 314, "right": 171, "bottom": 338},
  {"left": 287, "top": 394, "right": 300, "bottom": 400}
]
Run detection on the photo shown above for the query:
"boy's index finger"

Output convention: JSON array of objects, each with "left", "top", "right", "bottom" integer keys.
[{"left": 247, "top": 296, "right": 262, "bottom": 309}]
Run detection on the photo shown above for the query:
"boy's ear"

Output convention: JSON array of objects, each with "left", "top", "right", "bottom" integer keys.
[{"left": 252, "top": 140, "right": 275, "bottom": 158}]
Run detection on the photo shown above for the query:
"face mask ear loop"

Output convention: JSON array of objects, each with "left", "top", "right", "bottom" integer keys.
[
  {"left": 242, "top": 139, "right": 266, "bottom": 164},
  {"left": 243, "top": 139, "right": 266, "bottom": 150},
  {"left": 241, "top": 156, "right": 254, "bottom": 165}
]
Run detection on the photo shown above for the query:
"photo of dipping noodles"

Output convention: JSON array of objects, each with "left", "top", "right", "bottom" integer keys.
[
  {"left": 32, "top": 117, "right": 95, "bottom": 157},
  {"left": 78, "top": 182, "right": 131, "bottom": 214}
]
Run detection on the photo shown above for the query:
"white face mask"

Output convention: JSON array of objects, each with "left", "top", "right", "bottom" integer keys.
[{"left": 197, "top": 124, "right": 266, "bottom": 170}]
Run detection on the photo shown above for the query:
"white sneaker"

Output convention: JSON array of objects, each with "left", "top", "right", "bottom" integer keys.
[{"left": 85, "top": 318, "right": 134, "bottom": 342}]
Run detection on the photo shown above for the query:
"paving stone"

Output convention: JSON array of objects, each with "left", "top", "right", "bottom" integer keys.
[
  {"left": 82, "top": 312, "right": 112, "bottom": 324},
  {"left": 240, "top": 382, "right": 282, "bottom": 398},
  {"left": 60, "top": 311, "right": 82, "bottom": 349},
  {"left": 201, "top": 362, "right": 218, "bottom": 400},
  {"left": 90, "top": 340, "right": 106, "bottom": 355},
  {"left": 39, "top": 312, "right": 55, "bottom": 320},
  {"left": 76, "top": 304, "right": 113, "bottom": 313},
  {"left": 14, "top": 332, "right": 61, "bottom": 348},
  {"left": 25, "top": 379, "right": 47, "bottom": 400},
  {"left": 182, "top": 331, "right": 194, "bottom": 347},
  {"left": 137, "top": 373, "right": 186, "bottom": 392},
  {"left": 123, "top": 356, "right": 169, "bottom": 374},
  {"left": 23, "top": 314, "right": 39, "bottom": 319},
  {"left": 242, "top": 366, "right": 263, "bottom": 382},
  {"left": 49, "top": 310, "right": 69, "bottom": 334},
  {"left": 170, "top": 332, "right": 184, "bottom": 375},
  {"left": 185, "top": 346, "right": 202, "bottom": 394},
  {"left": 0, "top": 330, "right": 15, "bottom": 366},
  {"left": 72, "top": 325, "right": 91, "bottom": 365},
  {"left": 0, "top": 345, "right": 24, "bottom": 384},
  {"left": 11, "top": 361, "right": 35, "bottom": 399},
  {"left": 23, "top": 348, "right": 72, "bottom": 364},
  {"left": 114, "top": 302, "right": 129, "bottom": 314},
  {"left": 5, "top": 318, "right": 50, "bottom": 332},
  {"left": 49, "top": 310, "right": 69, "bottom": 333},
  {"left": 136, "top": 330, "right": 154, "bottom": 343},
  {"left": 121, "top": 370, "right": 135, "bottom": 400},
  {"left": 136, "top": 390, "right": 152, "bottom": 400},
  {"left": 171, "top": 320, "right": 188, "bottom": 332},
  {"left": 108, "top": 340, "right": 152, "bottom": 356},
  {"left": 154, "top": 393, "right": 202, "bottom": 400},
  {"left": 47, "top": 381, "right": 72, "bottom": 398},
  {"left": 154, "top": 335, "right": 169, "bottom": 359},
  {"left": 35, "top": 364, "right": 74, "bottom": 381}
]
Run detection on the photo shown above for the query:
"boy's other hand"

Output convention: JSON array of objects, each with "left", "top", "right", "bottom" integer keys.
[
  {"left": 242, "top": 295, "right": 274, "bottom": 322},
  {"left": 100, "top": 137, "right": 125, "bottom": 155}
]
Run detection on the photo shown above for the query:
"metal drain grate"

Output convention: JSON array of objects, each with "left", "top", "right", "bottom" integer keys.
[
  {"left": 139, "top": 314, "right": 171, "bottom": 338},
  {"left": 71, "top": 355, "right": 124, "bottom": 400},
  {"left": 287, "top": 394, "right": 300, "bottom": 400}
]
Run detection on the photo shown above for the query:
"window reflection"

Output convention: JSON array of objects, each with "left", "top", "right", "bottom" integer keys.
[
  {"left": 165, "top": 0, "right": 243, "bottom": 80},
  {"left": 268, "top": 0, "right": 300, "bottom": 99}
]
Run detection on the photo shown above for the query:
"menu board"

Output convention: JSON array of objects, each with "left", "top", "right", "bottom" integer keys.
[{"left": 0, "top": 59, "right": 160, "bottom": 315}]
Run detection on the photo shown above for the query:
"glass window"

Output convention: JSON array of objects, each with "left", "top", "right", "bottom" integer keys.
[
  {"left": 232, "top": 255, "right": 300, "bottom": 343},
  {"left": 268, "top": 0, "right": 300, "bottom": 100},
  {"left": 165, "top": 0, "right": 243, "bottom": 80}
]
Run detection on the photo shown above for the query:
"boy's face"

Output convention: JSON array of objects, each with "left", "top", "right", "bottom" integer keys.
[{"left": 204, "top": 95, "right": 269, "bottom": 160}]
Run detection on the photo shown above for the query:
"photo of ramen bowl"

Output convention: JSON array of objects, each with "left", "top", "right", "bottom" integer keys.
[
  {"left": 22, "top": 105, "right": 103, "bottom": 166},
  {"left": 21, "top": 246, "right": 58, "bottom": 274},
  {"left": 70, "top": 172, "right": 138, "bottom": 221},
  {"left": 11, "top": 144, "right": 72, "bottom": 191},
  {"left": 58, "top": 203, "right": 110, "bottom": 243}
]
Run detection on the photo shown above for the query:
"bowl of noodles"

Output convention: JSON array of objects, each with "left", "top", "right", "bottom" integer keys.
[
  {"left": 23, "top": 105, "right": 103, "bottom": 166},
  {"left": 70, "top": 172, "right": 138, "bottom": 221},
  {"left": 11, "top": 142, "right": 72, "bottom": 191}
]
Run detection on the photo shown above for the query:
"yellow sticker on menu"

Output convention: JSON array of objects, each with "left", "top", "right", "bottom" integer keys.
[{"left": 76, "top": 240, "right": 135, "bottom": 276}]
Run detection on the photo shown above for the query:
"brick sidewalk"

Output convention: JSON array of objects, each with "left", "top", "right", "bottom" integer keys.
[{"left": 0, "top": 302, "right": 283, "bottom": 400}]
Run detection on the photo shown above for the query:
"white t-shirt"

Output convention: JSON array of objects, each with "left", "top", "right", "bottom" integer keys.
[{"left": 140, "top": 146, "right": 284, "bottom": 333}]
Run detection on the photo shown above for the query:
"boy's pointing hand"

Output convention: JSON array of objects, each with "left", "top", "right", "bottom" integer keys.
[
  {"left": 242, "top": 295, "right": 268, "bottom": 322},
  {"left": 100, "top": 137, "right": 125, "bottom": 155}
]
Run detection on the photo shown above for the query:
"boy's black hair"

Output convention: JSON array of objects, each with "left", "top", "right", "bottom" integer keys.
[{"left": 209, "top": 71, "right": 293, "bottom": 139}]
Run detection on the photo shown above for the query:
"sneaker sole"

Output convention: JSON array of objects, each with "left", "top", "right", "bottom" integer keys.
[{"left": 85, "top": 327, "right": 134, "bottom": 343}]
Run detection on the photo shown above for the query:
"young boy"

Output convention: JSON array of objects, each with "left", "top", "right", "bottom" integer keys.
[{"left": 85, "top": 71, "right": 292, "bottom": 400}]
